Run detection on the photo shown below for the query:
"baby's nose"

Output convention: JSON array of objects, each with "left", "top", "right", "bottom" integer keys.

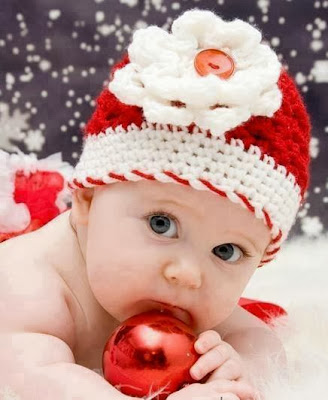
[{"left": 163, "top": 262, "right": 202, "bottom": 289}]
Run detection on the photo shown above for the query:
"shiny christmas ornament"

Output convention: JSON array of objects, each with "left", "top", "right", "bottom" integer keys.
[{"left": 102, "top": 310, "right": 207, "bottom": 400}]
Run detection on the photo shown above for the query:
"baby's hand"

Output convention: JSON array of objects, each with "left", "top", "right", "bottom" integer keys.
[
  {"left": 188, "top": 330, "right": 257, "bottom": 398},
  {"left": 166, "top": 379, "right": 255, "bottom": 400}
]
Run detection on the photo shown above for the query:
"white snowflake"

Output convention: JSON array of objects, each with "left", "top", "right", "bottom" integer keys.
[
  {"left": 300, "top": 216, "right": 324, "bottom": 238},
  {"left": 297, "top": 207, "right": 308, "bottom": 219},
  {"left": 120, "top": 0, "right": 138, "bottom": 6},
  {"left": 257, "top": 0, "right": 270, "bottom": 13},
  {"left": 295, "top": 72, "right": 307, "bottom": 85},
  {"left": 49, "top": 9, "right": 61, "bottom": 20},
  {"left": 134, "top": 20, "right": 148, "bottom": 30},
  {"left": 310, "top": 137, "right": 320, "bottom": 159},
  {"left": 97, "top": 24, "right": 115, "bottom": 36},
  {"left": 0, "top": 102, "right": 29, "bottom": 151},
  {"left": 95, "top": 11, "right": 105, "bottom": 23},
  {"left": 311, "top": 60, "right": 328, "bottom": 83},
  {"left": 39, "top": 59, "right": 52, "bottom": 71},
  {"left": 23, "top": 129, "right": 45, "bottom": 152},
  {"left": 310, "top": 39, "right": 324, "bottom": 52},
  {"left": 150, "top": 0, "right": 164, "bottom": 10}
]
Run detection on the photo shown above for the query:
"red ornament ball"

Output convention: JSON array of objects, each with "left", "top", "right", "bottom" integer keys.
[{"left": 102, "top": 310, "right": 204, "bottom": 400}]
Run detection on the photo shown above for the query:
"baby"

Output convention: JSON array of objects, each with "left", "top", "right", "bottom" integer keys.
[{"left": 0, "top": 8, "right": 311, "bottom": 400}]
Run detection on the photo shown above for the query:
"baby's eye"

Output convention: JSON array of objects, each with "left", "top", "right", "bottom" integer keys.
[
  {"left": 147, "top": 212, "right": 178, "bottom": 238},
  {"left": 212, "top": 244, "right": 243, "bottom": 263}
]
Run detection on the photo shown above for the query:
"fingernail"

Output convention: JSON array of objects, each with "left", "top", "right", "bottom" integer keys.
[
  {"left": 191, "top": 366, "right": 200, "bottom": 379},
  {"left": 196, "top": 341, "right": 204, "bottom": 352}
]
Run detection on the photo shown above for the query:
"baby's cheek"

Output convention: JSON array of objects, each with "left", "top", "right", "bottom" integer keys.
[
  {"left": 86, "top": 232, "right": 110, "bottom": 266},
  {"left": 86, "top": 264, "right": 113, "bottom": 311}
]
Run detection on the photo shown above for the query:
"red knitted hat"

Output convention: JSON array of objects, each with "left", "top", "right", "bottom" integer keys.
[{"left": 69, "top": 9, "right": 311, "bottom": 267}]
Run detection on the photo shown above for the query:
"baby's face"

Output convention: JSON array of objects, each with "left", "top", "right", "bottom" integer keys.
[{"left": 73, "top": 180, "right": 270, "bottom": 334}]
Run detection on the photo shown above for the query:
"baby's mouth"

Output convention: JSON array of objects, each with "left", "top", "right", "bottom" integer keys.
[{"left": 140, "top": 299, "right": 193, "bottom": 327}]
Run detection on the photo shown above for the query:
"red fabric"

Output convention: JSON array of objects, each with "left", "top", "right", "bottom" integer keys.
[
  {"left": 84, "top": 55, "right": 311, "bottom": 201},
  {"left": 0, "top": 170, "right": 67, "bottom": 243},
  {"left": 85, "top": 53, "right": 144, "bottom": 134},
  {"left": 238, "top": 297, "right": 287, "bottom": 326}
]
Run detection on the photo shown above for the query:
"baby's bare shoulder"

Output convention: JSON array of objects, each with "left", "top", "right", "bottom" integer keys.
[{"left": 0, "top": 231, "right": 76, "bottom": 350}]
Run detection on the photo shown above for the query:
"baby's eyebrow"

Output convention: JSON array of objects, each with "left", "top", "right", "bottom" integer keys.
[
  {"left": 148, "top": 197, "right": 203, "bottom": 218},
  {"left": 224, "top": 229, "right": 261, "bottom": 254}
]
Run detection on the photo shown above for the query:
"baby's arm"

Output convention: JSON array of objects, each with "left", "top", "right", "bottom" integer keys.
[
  {"left": 0, "top": 262, "right": 131, "bottom": 400},
  {"left": 0, "top": 332, "right": 130, "bottom": 399}
]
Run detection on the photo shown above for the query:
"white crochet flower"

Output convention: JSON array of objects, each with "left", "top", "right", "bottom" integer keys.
[{"left": 109, "top": 9, "right": 283, "bottom": 137}]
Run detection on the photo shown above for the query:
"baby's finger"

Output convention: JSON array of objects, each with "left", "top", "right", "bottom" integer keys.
[
  {"left": 206, "top": 358, "right": 243, "bottom": 382},
  {"left": 214, "top": 393, "right": 240, "bottom": 400},
  {"left": 190, "top": 344, "right": 230, "bottom": 380},
  {"left": 210, "top": 379, "right": 257, "bottom": 400},
  {"left": 195, "top": 330, "right": 222, "bottom": 354},
  {"left": 170, "top": 382, "right": 242, "bottom": 400}
]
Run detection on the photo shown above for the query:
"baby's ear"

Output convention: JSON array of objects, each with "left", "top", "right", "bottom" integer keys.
[{"left": 71, "top": 188, "right": 95, "bottom": 226}]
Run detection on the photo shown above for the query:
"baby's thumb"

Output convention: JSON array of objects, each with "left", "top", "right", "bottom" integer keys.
[{"left": 192, "top": 394, "right": 240, "bottom": 400}]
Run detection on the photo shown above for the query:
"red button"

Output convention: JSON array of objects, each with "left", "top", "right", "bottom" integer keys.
[{"left": 194, "top": 49, "right": 235, "bottom": 79}]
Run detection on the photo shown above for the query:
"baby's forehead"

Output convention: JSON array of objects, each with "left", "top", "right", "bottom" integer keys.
[
  {"left": 106, "top": 181, "right": 242, "bottom": 218},
  {"left": 126, "top": 180, "right": 231, "bottom": 217},
  {"left": 129, "top": 180, "right": 203, "bottom": 204}
]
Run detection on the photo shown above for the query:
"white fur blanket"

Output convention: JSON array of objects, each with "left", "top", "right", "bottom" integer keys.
[{"left": 241, "top": 233, "right": 328, "bottom": 399}]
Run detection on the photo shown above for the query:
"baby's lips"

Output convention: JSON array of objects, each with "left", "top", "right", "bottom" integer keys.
[
  {"left": 164, "top": 305, "right": 192, "bottom": 326},
  {"left": 140, "top": 299, "right": 194, "bottom": 327}
]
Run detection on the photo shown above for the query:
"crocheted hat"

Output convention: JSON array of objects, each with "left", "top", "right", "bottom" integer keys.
[{"left": 69, "top": 9, "right": 311, "bottom": 267}]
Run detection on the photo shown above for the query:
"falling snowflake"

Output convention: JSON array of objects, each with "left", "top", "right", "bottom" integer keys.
[
  {"left": 150, "top": 0, "right": 165, "bottom": 10},
  {"left": 0, "top": 102, "right": 29, "bottom": 151},
  {"left": 300, "top": 215, "right": 324, "bottom": 237},
  {"left": 311, "top": 60, "right": 328, "bottom": 83},
  {"left": 295, "top": 72, "right": 307, "bottom": 85},
  {"left": 97, "top": 24, "right": 116, "bottom": 36},
  {"left": 310, "top": 137, "right": 320, "bottom": 158},
  {"left": 257, "top": 0, "right": 270, "bottom": 13},
  {"left": 23, "top": 129, "right": 46, "bottom": 152},
  {"left": 48, "top": 9, "right": 61, "bottom": 20},
  {"left": 120, "top": 0, "right": 138, "bottom": 6}
]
